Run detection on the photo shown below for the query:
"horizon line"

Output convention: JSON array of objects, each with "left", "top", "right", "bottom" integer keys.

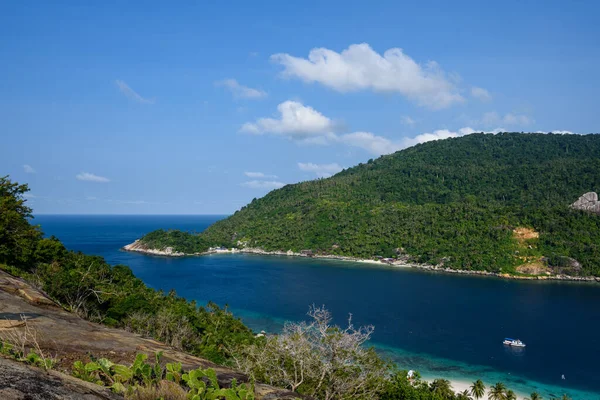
[{"left": 32, "top": 213, "right": 231, "bottom": 216}]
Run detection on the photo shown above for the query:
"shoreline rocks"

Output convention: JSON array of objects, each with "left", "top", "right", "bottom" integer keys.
[
  {"left": 123, "top": 240, "right": 185, "bottom": 257},
  {"left": 122, "top": 241, "right": 600, "bottom": 283}
]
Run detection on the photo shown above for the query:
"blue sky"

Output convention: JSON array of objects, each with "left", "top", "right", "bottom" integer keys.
[{"left": 1, "top": 0, "right": 599, "bottom": 214}]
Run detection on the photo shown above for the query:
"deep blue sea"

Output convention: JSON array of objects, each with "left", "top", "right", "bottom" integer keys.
[{"left": 34, "top": 214, "right": 600, "bottom": 399}]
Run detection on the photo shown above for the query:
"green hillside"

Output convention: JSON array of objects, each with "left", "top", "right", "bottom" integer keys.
[{"left": 140, "top": 132, "right": 600, "bottom": 276}]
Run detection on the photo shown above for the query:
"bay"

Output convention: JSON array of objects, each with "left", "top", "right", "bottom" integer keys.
[{"left": 34, "top": 214, "right": 600, "bottom": 399}]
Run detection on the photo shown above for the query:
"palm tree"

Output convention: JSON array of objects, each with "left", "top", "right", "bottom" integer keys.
[
  {"left": 506, "top": 390, "right": 517, "bottom": 400},
  {"left": 430, "top": 378, "right": 454, "bottom": 398},
  {"left": 488, "top": 382, "right": 507, "bottom": 400},
  {"left": 457, "top": 390, "right": 473, "bottom": 400},
  {"left": 526, "top": 392, "right": 542, "bottom": 400},
  {"left": 560, "top": 395, "right": 572, "bottom": 400},
  {"left": 470, "top": 379, "right": 486, "bottom": 399}
]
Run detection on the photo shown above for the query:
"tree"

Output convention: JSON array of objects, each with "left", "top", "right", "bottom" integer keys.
[
  {"left": 457, "top": 389, "right": 473, "bottom": 400},
  {"left": 527, "top": 392, "right": 542, "bottom": 400},
  {"left": 470, "top": 379, "right": 485, "bottom": 399},
  {"left": 506, "top": 390, "right": 517, "bottom": 400},
  {"left": 380, "top": 370, "right": 433, "bottom": 400},
  {"left": 488, "top": 382, "right": 507, "bottom": 400},
  {"left": 233, "top": 305, "right": 387, "bottom": 400},
  {"left": 0, "top": 176, "right": 41, "bottom": 268},
  {"left": 429, "top": 379, "right": 454, "bottom": 399}
]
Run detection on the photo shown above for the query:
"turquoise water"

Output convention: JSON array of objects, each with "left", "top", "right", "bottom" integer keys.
[{"left": 35, "top": 214, "right": 600, "bottom": 399}]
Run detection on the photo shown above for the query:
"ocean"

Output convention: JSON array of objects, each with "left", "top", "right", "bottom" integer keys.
[{"left": 34, "top": 214, "right": 600, "bottom": 399}]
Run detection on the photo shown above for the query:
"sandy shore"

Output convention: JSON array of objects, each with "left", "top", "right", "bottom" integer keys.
[{"left": 445, "top": 379, "right": 527, "bottom": 399}]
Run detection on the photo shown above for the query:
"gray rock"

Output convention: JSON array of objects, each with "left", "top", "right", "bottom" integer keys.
[
  {"left": 0, "top": 358, "right": 121, "bottom": 400},
  {"left": 571, "top": 192, "right": 600, "bottom": 214}
]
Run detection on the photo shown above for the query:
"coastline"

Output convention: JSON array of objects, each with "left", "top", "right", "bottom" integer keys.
[
  {"left": 441, "top": 379, "right": 527, "bottom": 400},
  {"left": 122, "top": 240, "right": 600, "bottom": 283}
]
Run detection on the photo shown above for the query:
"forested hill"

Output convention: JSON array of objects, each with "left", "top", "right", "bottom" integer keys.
[{"left": 140, "top": 132, "right": 600, "bottom": 276}]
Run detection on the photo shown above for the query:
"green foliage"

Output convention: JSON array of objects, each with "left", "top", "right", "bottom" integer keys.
[
  {"left": 25, "top": 351, "right": 55, "bottom": 370},
  {"left": 0, "top": 176, "right": 255, "bottom": 365},
  {"left": 0, "top": 341, "right": 14, "bottom": 357},
  {"left": 73, "top": 352, "right": 163, "bottom": 393},
  {"left": 488, "top": 382, "right": 508, "bottom": 400},
  {"left": 470, "top": 379, "right": 485, "bottom": 399},
  {"left": 0, "top": 176, "right": 42, "bottom": 269},
  {"left": 141, "top": 229, "right": 210, "bottom": 254},
  {"left": 166, "top": 362, "right": 183, "bottom": 384},
  {"left": 381, "top": 370, "right": 456, "bottom": 399},
  {"left": 0, "top": 341, "right": 54, "bottom": 371},
  {"left": 73, "top": 354, "right": 254, "bottom": 399},
  {"left": 140, "top": 133, "right": 600, "bottom": 276},
  {"left": 183, "top": 368, "right": 254, "bottom": 400},
  {"left": 234, "top": 305, "right": 387, "bottom": 399},
  {"left": 30, "top": 250, "right": 256, "bottom": 363}
]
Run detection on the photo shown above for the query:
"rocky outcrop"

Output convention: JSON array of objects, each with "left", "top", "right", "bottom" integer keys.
[
  {"left": 0, "top": 358, "right": 122, "bottom": 400},
  {"left": 0, "top": 270, "right": 304, "bottom": 399},
  {"left": 571, "top": 192, "right": 600, "bottom": 214},
  {"left": 123, "top": 240, "right": 184, "bottom": 257}
]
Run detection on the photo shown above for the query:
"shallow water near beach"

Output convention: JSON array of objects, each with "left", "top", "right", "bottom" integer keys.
[{"left": 35, "top": 214, "right": 600, "bottom": 399}]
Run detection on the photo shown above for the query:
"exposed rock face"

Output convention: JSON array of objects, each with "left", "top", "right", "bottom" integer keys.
[
  {"left": 543, "top": 255, "right": 583, "bottom": 276},
  {"left": 0, "top": 358, "right": 121, "bottom": 400},
  {"left": 571, "top": 192, "right": 600, "bottom": 214},
  {"left": 0, "top": 270, "right": 304, "bottom": 399},
  {"left": 123, "top": 240, "right": 185, "bottom": 256}
]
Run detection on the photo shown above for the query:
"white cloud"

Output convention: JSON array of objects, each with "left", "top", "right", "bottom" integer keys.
[
  {"left": 23, "top": 164, "right": 36, "bottom": 174},
  {"left": 535, "top": 130, "right": 575, "bottom": 135},
  {"left": 216, "top": 79, "right": 267, "bottom": 99},
  {"left": 298, "top": 162, "right": 343, "bottom": 178},
  {"left": 401, "top": 116, "right": 416, "bottom": 126},
  {"left": 115, "top": 80, "right": 155, "bottom": 104},
  {"left": 339, "top": 127, "right": 507, "bottom": 156},
  {"left": 271, "top": 43, "right": 464, "bottom": 109},
  {"left": 241, "top": 180, "right": 286, "bottom": 189},
  {"left": 244, "top": 171, "right": 278, "bottom": 179},
  {"left": 481, "top": 111, "right": 533, "bottom": 127},
  {"left": 471, "top": 87, "right": 492, "bottom": 102},
  {"left": 401, "top": 127, "right": 479, "bottom": 148},
  {"left": 76, "top": 172, "right": 110, "bottom": 183},
  {"left": 240, "top": 101, "right": 335, "bottom": 139},
  {"left": 337, "top": 132, "right": 403, "bottom": 155},
  {"left": 23, "top": 193, "right": 36, "bottom": 198},
  {"left": 241, "top": 101, "right": 514, "bottom": 158}
]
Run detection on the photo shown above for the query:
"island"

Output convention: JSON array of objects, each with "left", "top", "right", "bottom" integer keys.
[{"left": 128, "top": 132, "right": 600, "bottom": 281}]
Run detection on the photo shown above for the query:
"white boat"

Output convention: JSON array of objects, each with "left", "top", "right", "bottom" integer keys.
[{"left": 503, "top": 338, "right": 526, "bottom": 347}]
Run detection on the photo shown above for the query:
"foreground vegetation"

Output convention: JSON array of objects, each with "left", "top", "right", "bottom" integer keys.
[
  {"left": 0, "top": 175, "right": 576, "bottom": 399},
  {"left": 140, "top": 133, "right": 600, "bottom": 276},
  {"left": 72, "top": 352, "right": 254, "bottom": 400},
  {"left": 0, "top": 176, "right": 255, "bottom": 365}
]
